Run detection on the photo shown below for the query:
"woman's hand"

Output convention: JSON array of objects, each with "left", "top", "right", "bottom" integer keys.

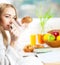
[{"left": 9, "top": 21, "right": 20, "bottom": 46}]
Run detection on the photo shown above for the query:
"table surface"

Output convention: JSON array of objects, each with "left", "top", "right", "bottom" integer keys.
[
  {"left": 45, "top": 63, "right": 60, "bottom": 65},
  {"left": 19, "top": 47, "right": 60, "bottom": 65},
  {"left": 36, "top": 48, "right": 60, "bottom": 63}
]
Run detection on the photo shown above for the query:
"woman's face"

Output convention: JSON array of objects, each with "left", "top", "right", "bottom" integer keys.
[{"left": 0, "top": 7, "right": 16, "bottom": 30}]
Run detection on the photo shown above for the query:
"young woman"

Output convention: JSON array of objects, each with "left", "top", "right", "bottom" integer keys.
[
  {"left": 0, "top": 3, "right": 43, "bottom": 65},
  {"left": 0, "top": 3, "right": 22, "bottom": 65}
]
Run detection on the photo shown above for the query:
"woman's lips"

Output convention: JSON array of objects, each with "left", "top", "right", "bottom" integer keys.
[{"left": 7, "top": 25, "right": 12, "bottom": 29}]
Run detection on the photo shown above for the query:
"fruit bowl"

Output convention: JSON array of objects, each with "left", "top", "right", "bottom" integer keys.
[
  {"left": 45, "top": 29, "right": 60, "bottom": 47},
  {"left": 45, "top": 40, "right": 60, "bottom": 47}
]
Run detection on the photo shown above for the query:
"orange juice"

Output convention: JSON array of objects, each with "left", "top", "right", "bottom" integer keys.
[
  {"left": 30, "top": 34, "right": 36, "bottom": 46},
  {"left": 37, "top": 34, "right": 44, "bottom": 44}
]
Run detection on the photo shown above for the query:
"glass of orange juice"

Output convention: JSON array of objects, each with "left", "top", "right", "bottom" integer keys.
[
  {"left": 37, "top": 34, "right": 44, "bottom": 44},
  {"left": 30, "top": 34, "right": 36, "bottom": 46}
]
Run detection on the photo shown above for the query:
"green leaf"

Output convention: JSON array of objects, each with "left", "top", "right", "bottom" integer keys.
[{"left": 35, "top": 7, "right": 53, "bottom": 33}]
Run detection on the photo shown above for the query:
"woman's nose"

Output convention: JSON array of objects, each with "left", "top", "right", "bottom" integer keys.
[
  {"left": 10, "top": 21, "right": 12, "bottom": 24},
  {"left": 10, "top": 19, "right": 14, "bottom": 24}
]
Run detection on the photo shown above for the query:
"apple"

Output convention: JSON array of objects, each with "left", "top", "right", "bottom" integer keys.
[
  {"left": 48, "top": 34, "right": 55, "bottom": 42},
  {"left": 51, "top": 31, "right": 59, "bottom": 37}
]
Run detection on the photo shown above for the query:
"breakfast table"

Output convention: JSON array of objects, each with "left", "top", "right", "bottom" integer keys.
[
  {"left": 17, "top": 47, "right": 60, "bottom": 65},
  {"left": 16, "top": 18, "right": 60, "bottom": 65}
]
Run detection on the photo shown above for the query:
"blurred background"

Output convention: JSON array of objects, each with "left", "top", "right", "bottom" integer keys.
[{"left": 0, "top": 0, "right": 60, "bottom": 18}]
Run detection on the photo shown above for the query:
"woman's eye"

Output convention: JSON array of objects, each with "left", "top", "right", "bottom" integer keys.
[{"left": 5, "top": 16, "right": 9, "bottom": 18}]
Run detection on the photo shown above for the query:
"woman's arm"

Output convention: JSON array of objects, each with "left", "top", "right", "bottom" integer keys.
[{"left": 9, "top": 21, "right": 20, "bottom": 47}]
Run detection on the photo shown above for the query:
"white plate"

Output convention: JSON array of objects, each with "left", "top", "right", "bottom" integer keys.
[{"left": 34, "top": 48, "right": 52, "bottom": 53}]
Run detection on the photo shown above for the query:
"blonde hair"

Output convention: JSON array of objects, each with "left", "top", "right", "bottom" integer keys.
[
  {"left": 0, "top": 3, "right": 17, "bottom": 47},
  {"left": 0, "top": 3, "right": 17, "bottom": 20},
  {"left": 0, "top": 25, "right": 8, "bottom": 47}
]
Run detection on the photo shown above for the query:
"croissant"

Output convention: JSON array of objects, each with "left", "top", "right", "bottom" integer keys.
[
  {"left": 23, "top": 45, "right": 34, "bottom": 52},
  {"left": 21, "top": 16, "right": 32, "bottom": 24}
]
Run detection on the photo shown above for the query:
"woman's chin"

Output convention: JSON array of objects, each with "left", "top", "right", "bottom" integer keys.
[{"left": 4, "top": 27, "right": 10, "bottom": 30}]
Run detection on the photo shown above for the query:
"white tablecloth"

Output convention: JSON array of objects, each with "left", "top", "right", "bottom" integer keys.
[
  {"left": 19, "top": 48, "right": 60, "bottom": 64},
  {"left": 37, "top": 48, "right": 60, "bottom": 63}
]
